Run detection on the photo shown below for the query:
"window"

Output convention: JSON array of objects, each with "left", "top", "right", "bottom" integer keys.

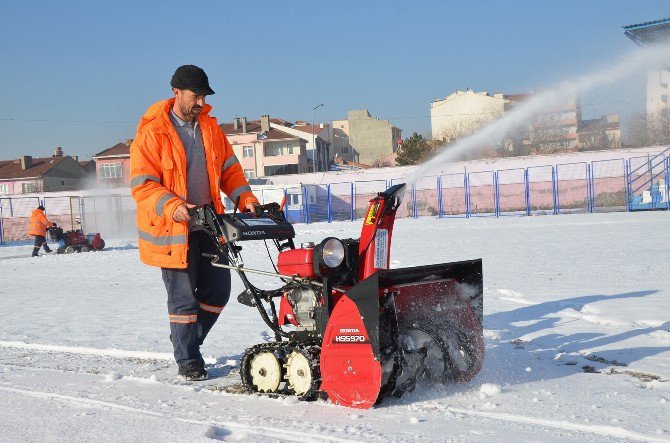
[
  {"left": 264, "top": 164, "right": 299, "bottom": 176},
  {"left": 100, "top": 163, "right": 122, "bottom": 179},
  {"left": 341, "top": 146, "right": 349, "bottom": 153},
  {"left": 243, "top": 146, "right": 253, "bottom": 158},
  {"left": 0, "top": 184, "right": 8, "bottom": 195},
  {"left": 22, "top": 182, "right": 40, "bottom": 193},
  {"left": 244, "top": 169, "right": 256, "bottom": 179},
  {"left": 265, "top": 143, "right": 296, "bottom": 156}
]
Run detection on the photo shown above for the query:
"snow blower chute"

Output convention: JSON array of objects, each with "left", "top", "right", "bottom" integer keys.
[{"left": 192, "top": 183, "right": 484, "bottom": 409}]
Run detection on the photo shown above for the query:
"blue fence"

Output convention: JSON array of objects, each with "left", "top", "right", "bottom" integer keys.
[{"left": 1, "top": 151, "right": 669, "bottom": 243}]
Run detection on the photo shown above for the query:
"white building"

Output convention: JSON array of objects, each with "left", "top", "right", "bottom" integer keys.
[{"left": 430, "top": 89, "right": 507, "bottom": 141}]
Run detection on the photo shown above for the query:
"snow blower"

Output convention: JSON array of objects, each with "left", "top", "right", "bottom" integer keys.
[
  {"left": 192, "top": 183, "right": 484, "bottom": 409},
  {"left": 48, "top": 225, "right": 105, "bottom": 253}
]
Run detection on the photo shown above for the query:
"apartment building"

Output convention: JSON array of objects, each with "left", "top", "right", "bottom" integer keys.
[
  {"left": 430, "top": 89, "right": 507, "bottom": 141},
  {"left": 345, "top": 110, "right": 402, "bottom": 166},
  {"left": 220, "top": 115, "right": 308, "bottom": 179}
]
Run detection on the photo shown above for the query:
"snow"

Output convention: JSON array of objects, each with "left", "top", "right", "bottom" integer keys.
[{"left": 1, "top": 211, "right": 669, "bottom": 441}]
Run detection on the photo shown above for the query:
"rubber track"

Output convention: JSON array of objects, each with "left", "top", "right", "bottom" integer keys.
[{"left": 240, "top": 341, "right": 322, "bottom": 400}]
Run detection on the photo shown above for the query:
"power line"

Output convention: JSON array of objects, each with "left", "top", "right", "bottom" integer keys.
[{"left": 0, "top": 118, "right": 134, "bottom": 125}]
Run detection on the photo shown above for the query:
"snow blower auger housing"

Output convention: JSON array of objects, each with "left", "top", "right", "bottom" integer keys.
[{"left": 192, "top": 183, "right": 484, "bottom": 409}]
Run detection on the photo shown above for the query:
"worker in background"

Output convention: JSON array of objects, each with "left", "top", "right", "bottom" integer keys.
[
  {"left": 130, "top": 65, "right": 260, "bottom": 381},
  {"left": 28, "top": 205, "right": 54, "bottom": 256}
]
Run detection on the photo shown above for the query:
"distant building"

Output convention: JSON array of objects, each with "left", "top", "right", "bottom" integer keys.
[
  {"left": 529, "top": 96, "right": 581, "bottom": 152},
  {"left": 623, "top": 18, "right": 670, "bottom": 120},
  {"left": 220, "top": 115, "right": 309, "bottom": 178},
  {"left": 578, "top": 114, "right": 622, "bottom": 149},
  {"left": 331, "top": 119, "right": 356, "bottom": 163},
  {"left": 269, "top": 121, "right": 333, "bottom": 172},
  {"left": 0, "top": 147, "right": 89, "bottom": 195},
  {"left": 503, "top": 93, "right": 581, "bottom": 153},
  {"left": 93, "top": 141, "right": 131, "bottom": 187},
  {"left": 430, "top": 90, "right": 507, "bottom": 141},
  {"left": 345, "top": 110, "right": 402, "bottom": 166}
]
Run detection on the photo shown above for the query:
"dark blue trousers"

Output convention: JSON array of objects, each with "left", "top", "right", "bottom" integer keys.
[{"left": 161, "top": 230, "right": 230, "bottom": 366}]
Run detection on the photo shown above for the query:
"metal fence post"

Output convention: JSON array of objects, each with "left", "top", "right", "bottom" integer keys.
[
  {"left": 493, "top": 171, "right": 499, "bottom": 217},
  {"left": 552, "top": 166, "right": 558, "bottom": 215},
  {"left": 303, "top": 186, "right": 310, "bottom": 224},
  {"left": 524, "top": 168, "right": 530, "bottom": 216},
  {"left": 437, "top": 176, "right": 443, "bottom": 218},
  {"left": 350, "top": 182, "right": 354, "bottom": 221},
  {"left": 586, "top": 163, "right": 593, "bottom": 213},
  {"left": 79, "top": 198, "right": 86, "bottom": 232},
  {"left": 0, "top": 202, "right": 4, "bottom": 245},
  {"left": 463, "top": 172, "right": 470, "bottom": 218},
  {"left": 412, "top": 183, "right": 417, "bottom": 218},
  {"left": 555, "top": 166, "right": 561, "bottom": 214},
  {"left": 327, "top": 184, "right": 332, "bottom": 223},
  {"left": 625, "top": 160, "right": 631, "bottom": 211},
  {"left": 666, "top": 157, "right": 670, "bottom": 211}
]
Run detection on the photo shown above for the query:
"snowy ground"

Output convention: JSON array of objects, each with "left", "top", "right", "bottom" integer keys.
[{"left": 0, "top": 211, "right": 669, "bottom": 442}]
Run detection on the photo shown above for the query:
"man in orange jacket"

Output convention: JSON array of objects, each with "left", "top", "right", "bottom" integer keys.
[
  {"left": 130, "top": 65, "right": 259, "bottom": 381},
  {"left": 28, "top": 205, "right": 54, "bottom": 256}
]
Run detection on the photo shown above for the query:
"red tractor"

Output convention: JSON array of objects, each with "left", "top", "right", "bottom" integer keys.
[
  {"left": 193, "top": 183, "right": 484, "bottom": 408},
  {"left": 49, "top": 225, "right": 105, "bottom": 254}
]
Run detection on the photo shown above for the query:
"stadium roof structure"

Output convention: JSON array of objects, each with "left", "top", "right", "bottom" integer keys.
[{"left": 623, "top": 17, "right": 670, "bottom": 46}]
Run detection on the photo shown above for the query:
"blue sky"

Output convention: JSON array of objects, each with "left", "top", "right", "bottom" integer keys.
[{"left": 0, "top": 1, "right": 667, "bottom": 160}]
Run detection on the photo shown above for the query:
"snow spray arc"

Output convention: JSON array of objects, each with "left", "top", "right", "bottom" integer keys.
[{"left": 406, "top": 42, "right": 670, "bottom": 185}]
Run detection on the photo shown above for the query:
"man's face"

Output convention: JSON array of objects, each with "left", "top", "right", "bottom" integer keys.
[{"left": 173, "top": 88, "right": 206, "bottom": 120}]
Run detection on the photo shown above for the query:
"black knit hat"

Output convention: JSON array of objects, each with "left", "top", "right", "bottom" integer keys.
[
  {"left": 37, "top": 205, "right": 45, "bottom": 211},
  {"left": 170, "top": 65, "right": 215, "bottom": 95}
]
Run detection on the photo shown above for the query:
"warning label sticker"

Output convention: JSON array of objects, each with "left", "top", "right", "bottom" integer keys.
[{"left": 374, "top": 228, "right": 388, "bottom": 269}]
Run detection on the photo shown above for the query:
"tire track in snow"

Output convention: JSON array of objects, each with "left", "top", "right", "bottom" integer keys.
[
  {"left": 446, "top": 407, "right": 668, "bottom": 442},
  {"left": 0, "top": 385, "right": 362, "bottom": 443},
  {"left": 0, "top": 340, "right": 174, "bottom": 361}
]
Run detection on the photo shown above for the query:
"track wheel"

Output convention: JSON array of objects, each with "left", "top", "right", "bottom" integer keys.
[
  {"left": 80, "top": 245, "right": 90, "bottom": 253},
  {"left": 64, "top": 245, "right": 76, "bottom": 254},
  {"left": 284, "top": 349, "right": 319, "bottom": 398},
  {"left": 246, "top": 351, "right": 283, "bottom": 393}
]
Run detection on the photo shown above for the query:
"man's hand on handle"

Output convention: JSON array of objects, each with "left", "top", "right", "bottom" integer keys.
[
  {"left": 173, "top": 203, "right": 196, "bottom": 222},
  {"left": 245, "top": 202, "right": 259, "bottom": 214}
]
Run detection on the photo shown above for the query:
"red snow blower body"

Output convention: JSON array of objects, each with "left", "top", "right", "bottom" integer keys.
[{"left": 193, "top": 183, "right": 484, "bottom": 409}]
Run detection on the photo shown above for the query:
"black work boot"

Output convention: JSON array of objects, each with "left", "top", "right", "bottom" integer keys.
[{"left": 178, "top": 360, "right": 208, "bottom": 381}]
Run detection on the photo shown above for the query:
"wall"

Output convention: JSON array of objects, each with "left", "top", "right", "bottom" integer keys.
[
  {"left": 430, "top": 91, "right": 506, "bottom": 140},
  {"left": 348, "top": 110, "right": 400, "bottom": 166}
]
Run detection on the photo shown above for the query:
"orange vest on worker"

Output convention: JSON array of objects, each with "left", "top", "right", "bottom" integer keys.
[
  {"left": 130, "top": 98, "right": 259, "bottom": 269},
  {"left": 28, "top": 208, "right": 53, "bottom": 237}
]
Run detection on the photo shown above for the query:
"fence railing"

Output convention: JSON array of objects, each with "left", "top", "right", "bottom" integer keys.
[{"left": 1, "top": 152, "right": 669, "bottom": 244}]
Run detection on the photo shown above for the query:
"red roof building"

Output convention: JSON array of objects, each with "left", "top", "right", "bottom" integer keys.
[
  {"left": 0, "top": 149, "right": 90, "bottom": 195},
  {"left": 92, "top": 141, "right": 131, "bottom": 187}
]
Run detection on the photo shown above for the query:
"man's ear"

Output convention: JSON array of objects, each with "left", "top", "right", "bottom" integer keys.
[{"left": 172, "top": 87, "right": 180, "bottom": 98}]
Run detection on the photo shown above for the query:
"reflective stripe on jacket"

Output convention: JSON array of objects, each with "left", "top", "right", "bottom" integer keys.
[
  {"left": 28, "top": 209, "right": 52, "bottom": 237},
  {"left": 130, "top": 98, "right": 259, "bottom": 269}
]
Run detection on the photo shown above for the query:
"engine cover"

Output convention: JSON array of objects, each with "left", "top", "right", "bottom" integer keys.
[{"left": 285, "top": 286, "right": 318, "bottom": 331}]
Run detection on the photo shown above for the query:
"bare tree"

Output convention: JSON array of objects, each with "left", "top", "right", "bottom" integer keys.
[{"left": 626, "top": 112, "right": 670, "bottom": 147}]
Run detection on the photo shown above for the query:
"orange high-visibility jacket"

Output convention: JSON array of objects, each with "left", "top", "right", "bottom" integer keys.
[
  {"left": 28, "top": 208, "right": 53, "bottom": 237},
  {"left": 130, "top": 98, "right": 259, "bottom": 269}
]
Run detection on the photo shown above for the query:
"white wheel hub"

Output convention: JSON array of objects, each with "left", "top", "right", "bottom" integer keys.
[
  {"left": 249, "top": 352, "right": 282, "bottom": 392},
  {"left": 284, "top": 351, "right": 312, "bottom": 395}
]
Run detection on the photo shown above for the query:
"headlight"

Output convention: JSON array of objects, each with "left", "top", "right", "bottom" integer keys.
[{"left": 321, "top": 238, "right": 345, "bottom": 268}]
